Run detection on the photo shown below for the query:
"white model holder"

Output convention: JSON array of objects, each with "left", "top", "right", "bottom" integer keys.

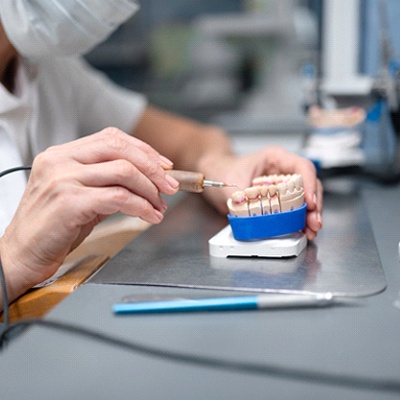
[{"left": 209, "top": 225, "right": 307, "bottom": 258}]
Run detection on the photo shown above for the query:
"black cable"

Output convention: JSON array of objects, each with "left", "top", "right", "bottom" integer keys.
[
  {"left": 1, "top": 318, "right": 400, "bottom": 393},
  {"left": 0, "top": 165, "right": 400, "bottom": 394},
  {"left": 0, "top": 165, "right": 32, "bottom": 178}
]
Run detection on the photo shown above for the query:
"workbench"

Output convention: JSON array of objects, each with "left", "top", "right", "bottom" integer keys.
[{"left": 1, "top": 169, "right": 400, "bottom": 399}]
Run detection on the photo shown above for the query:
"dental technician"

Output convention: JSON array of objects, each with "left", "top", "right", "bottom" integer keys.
[{"left": 0, "top": 0, "right": 322, "bottom": 308}]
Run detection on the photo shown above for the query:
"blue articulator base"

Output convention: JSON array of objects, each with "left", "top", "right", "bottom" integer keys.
[
  {"left": 228, "top": 203, "right": 307, "bottom": 241},
  {"left": 209, "top": 204, "right": 307, "bottom": 258}
]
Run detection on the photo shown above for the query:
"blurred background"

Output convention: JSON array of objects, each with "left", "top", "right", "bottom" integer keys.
[
  {"left": 85, "top": 0, "right": 400, "bottom": 180},
  {"left": 86, "top": 0, "right": 320, "bottom": 130}
]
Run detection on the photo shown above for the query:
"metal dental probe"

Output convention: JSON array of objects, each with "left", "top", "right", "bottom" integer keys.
[{"left": 165, "top": 170, "right": 239, "bottom": 193}]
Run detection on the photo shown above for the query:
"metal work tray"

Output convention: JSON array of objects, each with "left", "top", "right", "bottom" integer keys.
[{"left": 89, "top": 188, "right": 386, "bottom": 298}]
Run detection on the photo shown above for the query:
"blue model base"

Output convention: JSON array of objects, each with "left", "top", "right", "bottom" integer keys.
[{"left": 228, "top": 203, "right": 307, "bottom": 241}]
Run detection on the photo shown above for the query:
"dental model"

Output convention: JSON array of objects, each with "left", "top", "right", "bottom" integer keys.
[
  {"left": 227, "top": 174, "right": 306, "bottom": 241},
  {"left": 278, "top": 175, "right": 304, "bottom": 212},
  {"left": 244, "top": 186, "right": 262, "bottom": 216},
  {"left": 307, "top": 105, "right": 366, "bottom": 128},
  {"left": 268, "top": 184, "right": 281, "bottom": 214},
  {"left": 210, "top": 173, "right": 307, "bottom": 255},
  {"left": 226, "top": 190, "right": 249, "bottom": 217},
  {"left": 259, "top": 185, "right": 271, "bottom": 214},
  {"left": 228, "top": 174, "right": 304, "bottom": 217},
  {"left": 303, "top": 105, "right": 367, "bottom": 169}
]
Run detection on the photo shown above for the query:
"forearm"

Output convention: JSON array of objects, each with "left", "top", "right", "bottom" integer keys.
[{"left": 131, "top": 106, "right": 235, "bottom": 173}]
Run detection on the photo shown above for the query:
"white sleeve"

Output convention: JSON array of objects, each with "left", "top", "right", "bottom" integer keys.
[{"left": 62, "top": 57, "right": 148, "bottom": 135}]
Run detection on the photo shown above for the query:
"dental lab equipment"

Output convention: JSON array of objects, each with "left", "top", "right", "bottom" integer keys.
[
  {"left": 113, "top": 292, "right": 334, "bottom": 314},
  {"left": 313, "top": 0, "right": 400, "bottom": 181},
  {"left": 165, "top": 170, "right": 238, "bottom": 193}
]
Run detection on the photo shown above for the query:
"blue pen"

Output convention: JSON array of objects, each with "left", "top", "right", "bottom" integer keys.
[{"left": 112, "top": 293, "right": 334, "bottom": 314}]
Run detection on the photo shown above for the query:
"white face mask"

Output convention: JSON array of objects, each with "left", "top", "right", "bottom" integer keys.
[{"left": 0, "top": 0, "right": 139, "bottom": 58}]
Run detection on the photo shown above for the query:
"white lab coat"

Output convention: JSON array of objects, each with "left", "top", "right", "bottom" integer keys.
[{"left": 0, "top": 56, "right": 147, "bottom": 235}]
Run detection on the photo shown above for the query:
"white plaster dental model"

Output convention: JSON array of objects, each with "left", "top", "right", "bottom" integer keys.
[
  {"left": 244, "top": 186, "right": 262, "bottom": 216},
  {"left": 227, "top": 174, "right": 305, "bottom": 216},
  {"left": 226, "top": 190, "right": 249, "bottom": 217},
  {"left": 302, "top": 105, "right": 367, "bottom": 169},
  {"left": 259, "top": 185, "right": 271, "bottom": 215},
  {"left": 278, "top": 174, "right": 304, "bottom": 212}
]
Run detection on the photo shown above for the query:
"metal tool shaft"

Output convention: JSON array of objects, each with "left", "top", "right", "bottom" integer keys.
[
  {"left": 202, "top": 179, "right": 229, "bottom": 188},
  {"left": 165, "top": 170, "right": 236, "bottom": 193}
]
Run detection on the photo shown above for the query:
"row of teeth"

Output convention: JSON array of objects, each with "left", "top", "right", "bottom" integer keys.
[{"left": 227, "top": 174, "right": 304, "bottom": 217}]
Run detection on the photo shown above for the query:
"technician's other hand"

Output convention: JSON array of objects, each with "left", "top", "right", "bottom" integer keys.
[{"left": 198, "top": 146, "right": 323, "bottom": 241}]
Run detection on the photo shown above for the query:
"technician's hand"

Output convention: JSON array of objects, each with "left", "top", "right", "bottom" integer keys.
[
  {"left": 198, "top": 146, "right": 323, "bottom": 241},
  {"left": 0, "top": 128, "right": 179, "bottom": 304}
]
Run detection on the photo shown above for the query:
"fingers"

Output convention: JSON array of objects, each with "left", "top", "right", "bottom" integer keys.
[
  {"left": 288, "top": 158, "right": 323, "bottom": 240},
  {"left": 47, "top": 127, "right": 178, "bottom": 196},
  {"left": 31, "top": 128, "right": 180, "bottom": 223},
  {"left": 265, "top": 147, "right": 323, "bottom": 239},
  {"left": 75, "top": 160, "right": 169, "bottom": 213},
  {"left": 303, "top": 177, "right": 323, "bottom": 239},
  {"left": 69, "top": 127, "right": 162, "bottom": 165},
  {"left": 70, "top": 186, "right": 166, "bottom": 225}
]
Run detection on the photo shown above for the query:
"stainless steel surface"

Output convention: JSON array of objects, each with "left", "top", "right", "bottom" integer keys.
[
  {"left": 1, "top": 181, "right": 399, "bottom": 400},
  {"left": 90, "top": 187, "right": 386, "bottom": 297}
]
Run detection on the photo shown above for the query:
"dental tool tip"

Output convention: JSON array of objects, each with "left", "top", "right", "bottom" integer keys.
[{"left": 202, "top": 180, "right": 240, "bottom": 189}]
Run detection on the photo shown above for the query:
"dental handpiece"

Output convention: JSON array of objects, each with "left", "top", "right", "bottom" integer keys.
[{"left": 165, "top": 170, "right": 238, "bottom": 193}]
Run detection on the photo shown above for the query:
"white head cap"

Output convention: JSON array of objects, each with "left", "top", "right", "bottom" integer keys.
[{"left": 0, "top": 0, "right": 139, "bottom": 58}]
